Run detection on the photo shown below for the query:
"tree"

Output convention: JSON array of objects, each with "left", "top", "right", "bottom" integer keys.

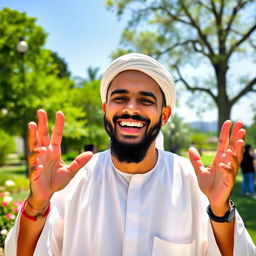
[
  {"left": 106, "top": 0, "right": 256, "bottom": 131},
  {"left": 74, "top": 66, "right": 101, "bottom": 87},
  {"left": 50, "top": 51, "right": 71, "bottom": 78},
  {"left": 0, "top": 8, "right": 88, "bottom": 171},
  {"left": 72, "top": 80, "right": 109, "bottom": 151}
]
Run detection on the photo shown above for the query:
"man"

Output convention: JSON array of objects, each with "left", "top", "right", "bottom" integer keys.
[{"left": 5, "top": 53, "right": 256, "bottom": 255}]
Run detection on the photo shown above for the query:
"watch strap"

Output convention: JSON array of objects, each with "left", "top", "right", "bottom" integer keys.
[{"left": 207, "top": 200, "right": 235, "bottom": 223}]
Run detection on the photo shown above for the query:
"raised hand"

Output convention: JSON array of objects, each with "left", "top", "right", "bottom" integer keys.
[
  {"left": 27, "top": 109, "right": 93, "bottom": 208},
  {"left": 188, "top": 120, "right": 246, "bottom": 214}
]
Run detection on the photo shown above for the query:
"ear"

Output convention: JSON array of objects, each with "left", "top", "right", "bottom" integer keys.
[
  {"left": 102, "top": 103, "right": 107, "bottom": 112},
  {"left": 161, "top": 107, "right": 171, "bottom": 126}
]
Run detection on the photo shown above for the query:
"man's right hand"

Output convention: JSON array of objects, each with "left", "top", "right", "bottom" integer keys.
[{"left": 27, "top": 109, "right": 93, "bottom": 209}]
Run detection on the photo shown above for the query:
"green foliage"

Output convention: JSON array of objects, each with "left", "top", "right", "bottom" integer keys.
[
  {"left": 245, "top": 121, "right": 256, "bottom": 148},
  {"left": 50, "top": 51, "right": 71, "bottom": 78},
  {"left": 0, "top": 8, "right": 90, "bottom": 154},
  {"left": 72, "top": 80, "right": 109, "bottom": 151},
  {"left": 162, "top": 114, "right": 190, "bottom": 154},
  {"left": 0, "top": 130, "right": 15, "bottom": 166},
  {"left": 190, "top": 132, "right": 208, "bottom": 152}
]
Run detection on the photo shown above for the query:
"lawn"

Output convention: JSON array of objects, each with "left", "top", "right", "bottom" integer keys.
[{"left": 0, "top": 152, "right": 255, "bottom": 244}]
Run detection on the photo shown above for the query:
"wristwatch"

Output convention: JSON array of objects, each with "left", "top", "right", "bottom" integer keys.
[{"left": 207, "top": 201, "right": 236, "bottom": 223}]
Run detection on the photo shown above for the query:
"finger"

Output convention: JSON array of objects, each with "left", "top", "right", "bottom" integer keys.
[
  {"left": 228, "top": 121, "right": 243, "bottom": 150},
  {"left": 226, "top": 149, "right": 240, "bottom": 175},
  {"left": 235, "top": 139, "right": 245, "bottom": 163},
  {"left": 51, "top": 111, "right": 64, "bottom": 146},
  {"left": 236, "top": 128, "right": 246, "bottom": 141},
  {"left": 37, "top": 109, "right": 50, "bottom": 147},
  {"left": 28, "top": 122, "right": 38, "bottom": 151},
  {"left": 188, "top": 147, "right": 205, "bottom": 176},
  {"left": 28, "top": 147, "right": 47, "bottom": 166},
  {"left": 68, "top": 152, "right": 93, "bottom": 177},
  {"left": 217, "top": 120, "right": 232, "bottom": 153}
]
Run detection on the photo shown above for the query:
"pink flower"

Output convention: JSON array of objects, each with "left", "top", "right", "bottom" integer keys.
[
  {"left": 2, "top": 201, "right": 8, "bottom": 207},
  {"left": 6, "top": 213, "right": 15, "bottom": 220},
  {"left": 13, "top": 207, "right": 19, "bottom": 213},
  {"left": 13, "top": 200, "right": 23, "bottom": 209}
]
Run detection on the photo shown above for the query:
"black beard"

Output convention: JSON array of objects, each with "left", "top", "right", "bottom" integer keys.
[{"left": 104, "top": 113, "right": 162, "bottom": 163}]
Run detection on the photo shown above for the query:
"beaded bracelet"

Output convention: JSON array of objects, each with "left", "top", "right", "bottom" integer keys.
[{"left": 21, "top": 199, "right": 51, "bottom": 221}]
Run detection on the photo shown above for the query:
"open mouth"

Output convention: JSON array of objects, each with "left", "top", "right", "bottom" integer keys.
[
  {"left": 117, "top": 119, "right": 147, "bottom": 135},
  {"left": 119, "top": 120, "right": 144, "bottom": 128}
]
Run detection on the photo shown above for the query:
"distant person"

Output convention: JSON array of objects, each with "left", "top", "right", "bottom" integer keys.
[
  {"left": 84, "top": 144, "right": 97, "bottom": 153},
  {"left": 5, "top": 53, "right": 256, "bottom": 255},
  {"left": 241, "top": 144, "right": 255, "bottom": 196}
]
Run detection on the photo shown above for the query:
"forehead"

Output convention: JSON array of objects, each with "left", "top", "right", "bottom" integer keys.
[{"left": 107, "top": 70, "right": 163, "bottom": 98}]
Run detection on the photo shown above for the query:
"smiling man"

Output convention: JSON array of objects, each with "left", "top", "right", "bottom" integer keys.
[{"left": 5, "top": 53, "right": 256, "bottom": 256}]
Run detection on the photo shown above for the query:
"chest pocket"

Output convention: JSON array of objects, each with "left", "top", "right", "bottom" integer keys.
[{"left": 152, "top": 237, "right": 196, "bottom": 256}]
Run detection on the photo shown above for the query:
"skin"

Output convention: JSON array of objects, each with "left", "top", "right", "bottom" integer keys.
[{"left": 17, "top": 70, "right": 245, "bottom": 256}]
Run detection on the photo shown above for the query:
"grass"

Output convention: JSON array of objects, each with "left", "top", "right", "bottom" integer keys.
[{"left": 0, "top": 151, "right": 255, "bottom": 244}]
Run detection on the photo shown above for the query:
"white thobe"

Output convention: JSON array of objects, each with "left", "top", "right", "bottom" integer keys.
[{"left": 5, "top": 150, "right": 256, "bottom": 255}]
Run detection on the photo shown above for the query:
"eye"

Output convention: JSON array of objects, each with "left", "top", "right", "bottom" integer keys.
[
  {"left": 140, "top": 98, "right": 154, "bottom": 105},
  {"left": 112, "top": 96, "right": 128, "bottom": 103}
]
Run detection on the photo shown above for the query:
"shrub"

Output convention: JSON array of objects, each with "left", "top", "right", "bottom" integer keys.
[
  {"left": 0, "top": 129, "right": 16, "bottom": 166},
  {"left": 0, "top": 180, "right": 24, "bottom": 248}
]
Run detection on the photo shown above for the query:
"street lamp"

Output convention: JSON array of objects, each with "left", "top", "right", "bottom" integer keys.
[
  {"left": 17, "top": 39, "right": 28, "bottom": 53},
  {"left": 17, "top": 38, "right": 29, "bottom": 176}
]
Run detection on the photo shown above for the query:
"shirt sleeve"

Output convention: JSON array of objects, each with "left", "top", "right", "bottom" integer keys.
[
  {"left": 207, "top": 210, "right": 256, "bottom": 256},
  {"left": 233, "top": 211, "right": 256, "bottom": 255}
]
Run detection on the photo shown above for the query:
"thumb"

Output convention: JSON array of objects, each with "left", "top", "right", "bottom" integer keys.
[
  {"left": 188, "top": 147, "right": 204, "bottom": 176},
  {"left": 68, "top": 152, "right": 93, "bottom": 176}
]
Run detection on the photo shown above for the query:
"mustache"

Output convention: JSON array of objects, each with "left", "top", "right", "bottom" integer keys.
[{"left": 113, "top": 114, "right": 150, "bottom": 124}]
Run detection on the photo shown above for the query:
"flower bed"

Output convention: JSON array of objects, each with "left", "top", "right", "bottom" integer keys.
[{"left": 0, "top": 180, "right": 23, "bottom": 248}]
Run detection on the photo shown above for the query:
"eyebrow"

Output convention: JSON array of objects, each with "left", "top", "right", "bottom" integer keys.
[
  {"left": 110, "top": 89, "right": 157, "bottom": 101},
  {"left": 138, "top": 91, "right": 157, "bottom": 101},
  {"left": 110, "top": 89, "right": 129, "bottom": 96}
]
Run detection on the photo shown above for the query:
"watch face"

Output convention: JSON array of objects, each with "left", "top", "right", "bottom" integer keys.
[{"left": 227, "top": 208, "right": 235, "bottom": 222}]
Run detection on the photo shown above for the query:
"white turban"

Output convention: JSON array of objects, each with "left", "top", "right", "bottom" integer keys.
[{"left": 100, "top": 53, "right": 176, "bottom": 109}]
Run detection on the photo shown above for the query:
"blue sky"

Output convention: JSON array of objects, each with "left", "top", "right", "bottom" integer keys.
[{"left": 1, "top": 0, "right": 255, "bottom": 125}]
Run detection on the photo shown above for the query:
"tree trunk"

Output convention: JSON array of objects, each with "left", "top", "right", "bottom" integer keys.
[
  {"left": 215, "top": 63, "right": 231, "bottom": 134},
  {"left": 217, "top": 103, "right": 232, "bottom": 134}
]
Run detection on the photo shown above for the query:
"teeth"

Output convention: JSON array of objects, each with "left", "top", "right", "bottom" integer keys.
[{"left": 120, "top": 121, "right": 143, "bottom": 128}]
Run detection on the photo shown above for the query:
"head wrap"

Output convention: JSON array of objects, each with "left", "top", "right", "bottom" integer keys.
[{"left": 100, "top": 53, "right": 176, "bottom": 109}]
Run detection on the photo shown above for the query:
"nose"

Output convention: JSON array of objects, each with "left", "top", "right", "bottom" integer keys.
[{"left": 122, "top": 98, "right": 140, "bottom": 115}]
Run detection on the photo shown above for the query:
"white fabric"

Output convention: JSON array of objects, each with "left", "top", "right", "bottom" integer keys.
[
  {"left": 155, "top": 131, "right": 164, "bottom": 150},
  {"left": 5, "top": 150, "right": 256, "bottom": 256},
  {"left": 100, "top": 53, "right": 176, "bottom": 109}
]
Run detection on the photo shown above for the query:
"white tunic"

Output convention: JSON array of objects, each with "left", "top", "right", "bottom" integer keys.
[{"left": 5, "top": 150, "right": 256, "bottom": 255}]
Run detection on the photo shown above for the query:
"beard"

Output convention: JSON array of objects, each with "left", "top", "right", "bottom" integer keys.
[{"left": 104, "top": 113, "right": 162, "bottom": 163}]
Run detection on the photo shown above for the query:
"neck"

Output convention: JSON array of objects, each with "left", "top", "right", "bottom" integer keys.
[{"left": 111, "top": 143, "right": 158, "bottom": 174}]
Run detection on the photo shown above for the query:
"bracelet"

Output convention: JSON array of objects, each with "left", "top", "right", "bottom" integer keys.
[
  {"left": 21, "top": 199, "right": 51, "bottom": 221},
  {"left": 27, "top": 199, "right": 48, "bottom": 211}
]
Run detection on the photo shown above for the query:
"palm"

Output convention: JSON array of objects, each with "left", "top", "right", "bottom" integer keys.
[
  {"left": 189, "top": 121, "right": 245, "bottom": 206},
  {"left": 28, "top": 110, "right": 93, "bottom": 203}
]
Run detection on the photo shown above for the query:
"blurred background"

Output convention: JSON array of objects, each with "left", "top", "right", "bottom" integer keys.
[{"left": 0, "top": 0, "right": 255, "bottom": 250}]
